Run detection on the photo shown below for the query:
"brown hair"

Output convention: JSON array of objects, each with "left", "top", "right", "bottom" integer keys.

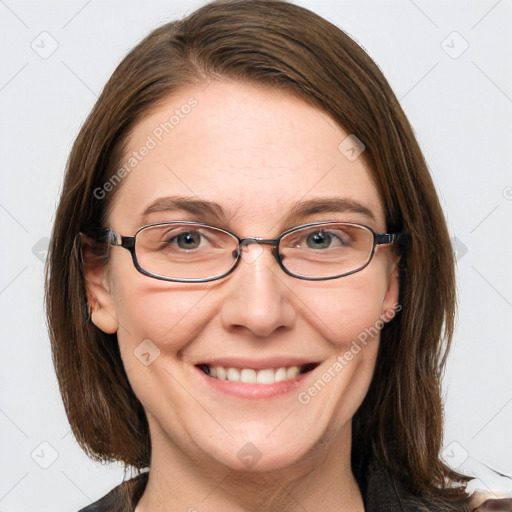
[{"left": 45, "top": 0, "right": 471, "bottom": 505}]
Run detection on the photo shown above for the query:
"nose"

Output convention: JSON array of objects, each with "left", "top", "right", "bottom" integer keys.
[{"left": 219, "top": 242, "right": 296, "bottom": 338}]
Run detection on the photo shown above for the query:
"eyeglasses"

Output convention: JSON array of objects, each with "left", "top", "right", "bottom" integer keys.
[{"left": 90, "top": 221, "right": 407, "bottom": 283}]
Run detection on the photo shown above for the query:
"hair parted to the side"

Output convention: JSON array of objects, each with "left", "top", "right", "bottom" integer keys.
[{"left": 45, "top": 0, "right": 471, "bottom": 504}]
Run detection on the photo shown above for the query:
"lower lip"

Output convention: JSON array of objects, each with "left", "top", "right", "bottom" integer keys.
[{"left": 194, "top": 366, "right": 314, "bottom": 400}]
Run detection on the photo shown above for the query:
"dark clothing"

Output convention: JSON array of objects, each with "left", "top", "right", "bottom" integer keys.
[{"left": 78, "top": 462, "right": 509, "bottom": 512}]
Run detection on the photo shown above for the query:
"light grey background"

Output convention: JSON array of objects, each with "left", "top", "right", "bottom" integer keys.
[{"left": 1, "top": 1, "right": 511, "bottom": 510}]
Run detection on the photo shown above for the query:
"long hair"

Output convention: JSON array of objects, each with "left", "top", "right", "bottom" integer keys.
[{"left": 45, "top": 0, "right": 469, "bottom": 503}]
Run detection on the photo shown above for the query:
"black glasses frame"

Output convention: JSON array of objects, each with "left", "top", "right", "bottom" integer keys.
[{"left": 89, "top": 221, "right": 408, "bottom": 283}]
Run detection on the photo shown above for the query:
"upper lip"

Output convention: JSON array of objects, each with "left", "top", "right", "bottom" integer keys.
[{"left": 194, "top": 357, "right": 322, "bottom": 370}]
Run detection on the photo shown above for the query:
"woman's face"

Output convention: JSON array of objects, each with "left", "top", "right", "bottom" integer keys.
[{"left": 88, "top": 81, "right": 400, "bottom": 473}]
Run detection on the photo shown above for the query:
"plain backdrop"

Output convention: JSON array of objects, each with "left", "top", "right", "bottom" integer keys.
[{"left": 1, "top": 1, "right": 511, "bottom": 510}]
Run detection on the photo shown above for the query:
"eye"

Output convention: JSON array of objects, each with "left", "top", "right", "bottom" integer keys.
[
  {"left": 159, "top": 227, "right": 221, "bottom": 252},
  {"left": 138, "top": 224, "right": 238, "bottom": 259},
  {"left": 300, "top": 227, "right": 352, "bottom": 250},
  {"left": 137, "top": 226, "right": 213, "bottom": 253},
  {"left": 171, "top": 230, "right": 203, "bottom": 250},
  {"left": 306, "top": 230, "right": 336, "bottom": 249}
]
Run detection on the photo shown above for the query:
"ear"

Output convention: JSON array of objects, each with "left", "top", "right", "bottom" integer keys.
[
  {"left": 80, "top": 233, "right": 118, "bottom": 334},
  {"left": 380, "top": 248, "right": 401, "bottom": 323}
]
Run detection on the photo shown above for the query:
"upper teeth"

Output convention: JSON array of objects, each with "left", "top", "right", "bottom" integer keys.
[{"left": 207, "top": 365, "right": 300, "bottom": 384}]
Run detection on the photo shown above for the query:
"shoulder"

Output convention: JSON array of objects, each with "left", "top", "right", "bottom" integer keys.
[
  {"left": 76, "top": 472, "right": 148, "bottom": 512},
  {"left": 362, "top": 462, "right": 473, "bottom": 512},
  {"left": 73, "top": 466, "right": 512, "bottom": 512},
  {"left": 364, "top": 463, "right": 512, "bottom": 512},
  {"left": 471, "top": 496, "right": 512, "bottom": 511}
]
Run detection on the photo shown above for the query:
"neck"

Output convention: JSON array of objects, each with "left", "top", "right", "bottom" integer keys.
[{"left": 135, "top": 418, "right": 365, "bottom": 512}]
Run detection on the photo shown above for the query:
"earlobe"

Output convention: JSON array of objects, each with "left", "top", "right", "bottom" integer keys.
[
  {"left": 80, "top": 234, "right": 119, "bottom": 335},
  {"left": 89, "top": 305, "right": 118, "bottom": 334}
]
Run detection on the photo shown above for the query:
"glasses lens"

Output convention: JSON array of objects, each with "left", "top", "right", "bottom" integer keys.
[
  {"left": 279, "top": 223, "right": 374, "bottom": 278},
  {"left": 135, "top": 224, "right": 239, "bottom": 280}
]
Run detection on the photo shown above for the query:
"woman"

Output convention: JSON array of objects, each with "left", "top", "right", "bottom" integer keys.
[{"left": 45, "top": 0, "right": 504, "bottom": 510}]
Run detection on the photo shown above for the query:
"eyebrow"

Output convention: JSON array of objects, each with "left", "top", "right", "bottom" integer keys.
[
  {"left": 286, "top": 196, "right": 376, "bottom": 223},
  {"left": 141, "top": 196, "right": 227, "bottom": 223},
  {"left": 140, "top": 195, "right": 376, "bottom": 225}
]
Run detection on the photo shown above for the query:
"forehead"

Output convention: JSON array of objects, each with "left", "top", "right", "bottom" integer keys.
[{"left": 109, "top": 81, "right": 386, "bottom": 233}]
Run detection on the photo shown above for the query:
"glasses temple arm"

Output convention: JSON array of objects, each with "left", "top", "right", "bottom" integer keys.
[{"left": 375, "top": 233, "right": 409, "bottom": 246}]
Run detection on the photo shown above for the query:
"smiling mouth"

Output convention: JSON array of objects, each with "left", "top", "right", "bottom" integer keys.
[{"left": 196, "top": 363, "right": 320, "bottom": 385}]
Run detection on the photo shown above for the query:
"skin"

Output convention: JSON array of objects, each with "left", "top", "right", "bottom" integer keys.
[{"left": 85, "top": 81, "right": 400, "bottom": 511}]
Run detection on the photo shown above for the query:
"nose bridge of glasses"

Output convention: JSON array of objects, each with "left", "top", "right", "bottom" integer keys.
[
  {"left": 239, "top": 237, "right": 278, "bottom": 247},
  {"left": 237, "top": 237, "right": 280, "bottom": 261}
]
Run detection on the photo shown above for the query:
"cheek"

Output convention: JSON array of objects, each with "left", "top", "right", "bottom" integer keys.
[
  {"left": 110, "top": 281, "right": 216, "bottom": 419},
  {"left": 108, "top": 247, "right": 213, "bottom": 349},
  {"left": 106, "top": 248, "right": 213, "bottom": 358},
  {"left": 113, "top": 283, "right": 214, "bottom": 349},
  {"left": 296, "top": 267, "right": 391, "bottom": 351}
]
